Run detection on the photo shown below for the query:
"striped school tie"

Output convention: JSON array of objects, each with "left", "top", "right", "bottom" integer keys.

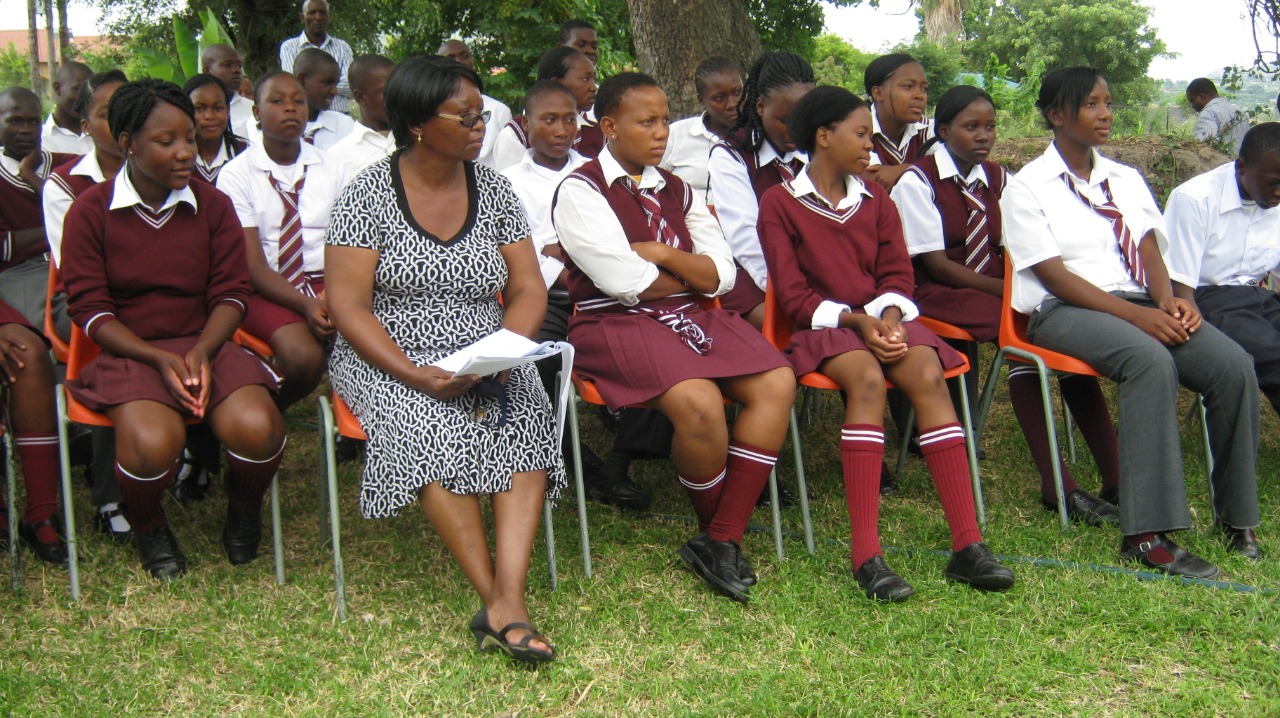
[
  {"left": 955, "top": 176, "right": 993, "bottom": 274},
  {"left": 269, "top": 171, "right": 314, "bottom": 296},
  {"left": 303, "top": 128, "right": 318, "bottom": 145},
  {"left": 624, "top": 177, "right": 680, "bottom": 247},
  {"left": 1061, "top": 174, "right": 1146, "bottom": 287},
  {"left": 773, "top": 156, "right": 802, "bottom": 182}
]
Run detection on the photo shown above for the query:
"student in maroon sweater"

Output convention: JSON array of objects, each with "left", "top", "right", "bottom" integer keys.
[
  {"left": 0, "top": 300, "right": 65, "bottom": 565},
  {"left": 60, "top": 79, "right": 286, "bottom": 581},
  {"left": 862, "top": 53, "right": 933, "bottom": 191},
  {"left": 759, "top": 86, "right": 1013, "bottom": 601},
  {"left": 553, "top": 72, "right": 795, "bottom": 604}
]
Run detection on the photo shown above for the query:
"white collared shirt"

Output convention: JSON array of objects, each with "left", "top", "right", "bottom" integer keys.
[
  {"left": 327, "top": 124, "right": 396, "bottom": 177},
  {"left": 109, "top": 167, "right": 198, "bottom": 213},
  {"left": 40, "top": 114, "right": 92, "bottom": 155},
  {"left": 216, "top": 142, "right": 349, "bottom": 273},
  {"left": 195, "top": 140, "right": 233, "bottom": 177},
  {"left": 501, "top": 148, "right": 586, "bottom": 289},
  {"left": 707, "top": 139, "right": 808, "bottom": 291},
  {"left": 552, "top": 146, "right": 736, "bottom": 305},
  {"left": 279, "top": 31, "right": 354, "bottom": 114},
  {"left": 661, "top": 113, "right": 721, "bottom": 204},
  {"left": 490, "top": 107, "right": 592, "bottom": 173},
  {"left": 236, "top": 109, "right": 356, "bottom": 150},
  {"left": 891, "top": 145, "right": 994, "bottom": 256},
  {"left": 478, "top": 94, "right": 513, "bottom": 170},
  {"left": 44, "top": 152, "right": 109, "bottom": 266},
  {"left": 869, "top": 109, "right": 933, "bottom": 167},
  {"left": 1165, "top": 161, "right": 1280, "bottom": 288},
  {"left": 1001, "top": 142, "right": 1169, "bottom": 314},
  {"left": 228, "top": 94, "right": 254, "bottom": 140}
]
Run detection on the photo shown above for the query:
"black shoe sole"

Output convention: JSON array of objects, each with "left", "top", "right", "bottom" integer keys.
[{"left": 677, "top": 545, "right": 749, "bottom": 603}]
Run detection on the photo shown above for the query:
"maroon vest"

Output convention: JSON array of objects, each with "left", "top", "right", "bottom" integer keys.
[
  {"left": 906, "top": 154, "right": 1007, "bottom": 284},
  {"left": 872, "top": 129, "right": 928, "bottom": 166},
  {"left": 504, "top": 115, "right": 602, "bottom": 159},
  {"left": 553, "top": 159, "right": 693, "bottom": 305}
]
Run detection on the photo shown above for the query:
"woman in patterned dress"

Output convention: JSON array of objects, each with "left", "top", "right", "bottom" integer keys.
[{"left": 325, "top": 56, "right": 563, "bottom": 664}]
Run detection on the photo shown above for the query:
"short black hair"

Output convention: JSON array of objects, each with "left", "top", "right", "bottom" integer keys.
[
  {"left": 594, "top": 72, "right": 660, "bottom": 120},
  {"left": 694, "top": 56, "right": 740, "bottom": 98},
  {"left": 864, "top": 53, "right": 920, "bottom": 95},
  {"left": 56, "top": 61, "right": 91, "bottom": 84},
  {"left": 107, "top": 78, "right": 194, "bottom": 143},
  {"left": 0, "top": 86, "right": 40, "bottom": 112},
  {"left": 1186, "top": 78, "right": 1217, "bottom": 97},
  {"left": 934, "top": 85, "right": 995, "bottom": 126},
  {"left": 1035, "top": 66, "right": 1104, "bottom": 130},
  {"left": 254, "top": 70, "right": 302, "bottom": 105},
  {"left": 75, "top": 69, "right": 128, "bottom": 120},
  {"left": 293, "top": 47, "right": 339, "bottom": 78},
  {"left": 384, "top": 55, "right": 483, "bottom": 147},
  {"left": 787, "top": 85, "right": 867, "bottom": 155},
  {"left": 557, "top": 19, "right": 595, "bottom": 44},
  {"left": 182, "top": 73, "right": 230, "bottom": 102},
  {"left": 537, "top": 46, "right": 586, "bottom": 82},
  {"left": 1239, "top": 122, "right": 1280, "bottom": 164},
  {"left": 523, "top": 79, "right": 576, "bottom": 114},
  {"left": 734, "top": 51, "right": 815, "bottom": 153},
  {"left": 349, "top": 54, "right": 395, "bottom": 94}
]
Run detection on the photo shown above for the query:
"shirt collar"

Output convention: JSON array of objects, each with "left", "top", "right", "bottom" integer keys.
[
  {"left": 72, "top": 152, "right": 107, "bottom": 181},
  {"left": 297, "top": 30, "right": 331, "bottom": 50},
  {"left": 43, "top": 113, "right": 80, "bottom": 138},
  {"left": 689, "top": 113, "right": 719, "bottom": 141},
  {"left": 757, "top": 141, "right": 806, "bottom": 168},
  {"left": 871, "top": 109, "right": 924, "bottom": 148},
  {"left": 518, "top": 148, "right": 585, "bottom": 179},
  {"left": 247, "top": 141, "right": 324, "bottom": 172},
  {"left": 1033, "top": 142, "right": 1117, "bottom": 187},
  {"left": 109, "top": 168, "right": 198, "bottom": 212},
  {"left": 936, "top": 146, "right": 989, "bottom": 186},
  {"left": 1218, "top": 161, "right": 1247, "bottom": 215},
  {"left": 195, "top": 141, "right": 231, "bottom": 170},
  {"left": 790, "top": 165, "right": 872, "bottom": 209},
  {"left": 599, "top": 145, "right": 665, "bottom": 190}
]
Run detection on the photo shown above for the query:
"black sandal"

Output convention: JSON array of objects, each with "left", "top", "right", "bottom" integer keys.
[{"left": 469, "top": 608, "right": 557, "bottom": 664}]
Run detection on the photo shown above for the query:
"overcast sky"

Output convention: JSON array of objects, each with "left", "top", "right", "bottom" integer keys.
[{"left": 16, "top": 0, "right": 1270, "bottom": 82}]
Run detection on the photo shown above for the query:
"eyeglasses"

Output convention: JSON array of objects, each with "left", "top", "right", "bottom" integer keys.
[{"left": 436, "top": 110, "right": 491, "bottom": 128}]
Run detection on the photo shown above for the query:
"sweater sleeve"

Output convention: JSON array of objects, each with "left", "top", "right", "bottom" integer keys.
[
  {"left": 203, "top": 190, "right": 251, "bottom": 318},
  {"left": 758, "top": 188, "right": 826, "bottom": 329},
  {"left": 60, "top": 192, "right": 117, "bottom": 340}
]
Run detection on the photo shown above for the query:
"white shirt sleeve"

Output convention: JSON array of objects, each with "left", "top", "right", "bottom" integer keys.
[
  {"left": 42, "top": 177, "right": 74, "bottom": 267},
  {"left": 683, "top": 189, "right": 738, "bottom": 298},
  {"left": 811, "top": 300, "right": 851, "bottom": 330},
  {"left": 864, "top": 292, "right": 920, "bottom": 322},
  {"left": 490, "top": 126, "right": 527, "bottom": 173},
  {"left": 215, "top": 162, "right": 260, "bottom": 229},
  {"left": 707, "top": 145, "right": 767, "bottom": 290},
  {"left": 1000, "top": 179, "right": 1062, "bottom": 272},
  {"left": 552, "top": 177, "right": 660, "bottom": 305},
  {"left": 1163, "top": 186, "right": 1208, "bottom": 288},
  {"left": 890, "top": 169, "right": 946, "bottom": 256},
  {"left": 480, "top": 99, "right": 513, "bottom": 169}
]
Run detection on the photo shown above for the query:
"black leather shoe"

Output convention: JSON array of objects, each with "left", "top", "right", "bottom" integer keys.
[
  {"left": 879, "top": 461, "right": 898, "bottom": 496},
  {"left": 1120, "top": 533, "right": 1219, "bottom": 579},
  {"left": 1042, "top": 489, "right": 1120, "bottom": 526},
  {"left": 1098, "top": 486, "right": 1119, "bottom": 506},
  {"left": 854, "top": 555, "right": 915, "bottom": 602},
  {"left": 94, "top": 505, "right": 133, "bottom": 545},
  {"left": 678, "top": 533, "right": 749, "bottom": 603},
  {"left": 135, "top": 525, "right": 187, "bottom": 580},
  {"left": 20, "top": 518, "right": 68, "bottom": 566},
  {"left": 945, "top": 542, "right": 1014, "bottom": 591},
  {"left": 222, "top": 506, "right": 264, "bottom": 565},
  {"left": 581, "top": 451, "right": 652, "bottom": 511},
  {"left": 736, "top": 546, "right": 757, "bottom": 586},
  {"left": 1221, "top": 526, "right": 1260, "bottom": 561},
  {"left": 756, "top": 482, "right": 796, "bottom": 508},
  {"left": 170, "top": 452, "right": 211, "bottom": 503}
]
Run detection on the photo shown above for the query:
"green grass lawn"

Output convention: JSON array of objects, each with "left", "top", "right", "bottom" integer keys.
[{"left": 3, "top": 374, "right": 1278, "bottom": 717}]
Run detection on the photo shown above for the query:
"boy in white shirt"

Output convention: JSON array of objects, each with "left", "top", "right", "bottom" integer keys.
[
  {"left": 328, "top": 54, "right": 397, "bottom": 176},
  {"left": 291, "top": 48, "right": 357, "bottom": 149}
]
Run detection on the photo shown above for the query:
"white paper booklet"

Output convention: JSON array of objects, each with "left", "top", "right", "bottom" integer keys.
[{"left": 432, "top": 328, "right": 561, "bottom": 377}]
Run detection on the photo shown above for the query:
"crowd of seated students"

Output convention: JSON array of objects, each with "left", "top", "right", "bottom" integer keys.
[{"left": 1, "top": 15, "right": 1275, "bottom": 667}]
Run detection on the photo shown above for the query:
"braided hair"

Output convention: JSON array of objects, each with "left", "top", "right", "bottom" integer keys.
[
  {"left": 182, "top": 73, "right": 243, "bottom": 160},
  {"left": 733, "top": 51, "right": 815, "bottom": 153},
  {"left": 537, "top": 46, "right": 585, "bottom": 81},
  {"left": 108, "top": 78, "right": 195, "bottom": 147},
  {"left": 75, "top": 69, "right": 128, "bottom": 122}
]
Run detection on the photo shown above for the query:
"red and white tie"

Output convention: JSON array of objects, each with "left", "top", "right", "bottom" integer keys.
[
  {"left": 774, "top": 156, "right": 802, "bottom": 182},
  {"left": 626, "top": 177, "right": 680, "bottom": 247},
  {"left": 1062, "top": 175, "right": 1146, "bottom": 287},
  {"left": 956, "top": 176, "right": 993, "bottom": 274},
  {"left": 269, "top": 171, "right": 314, "bottom": 296}
]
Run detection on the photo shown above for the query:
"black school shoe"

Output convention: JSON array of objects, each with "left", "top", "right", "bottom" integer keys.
[
  {"left": 94, "top": 504, "right": 133, "bottom": 545},
  {"left": 678, "top": 533, "right": 750, "bottom": 603},
  {"left": 854, "top": 555, "right": 915, "bottom": 602},
  {"left": 1221, "top": 526, "right": 1261, "bottom": 561},
  {"left": 945, "top": 542, "right": 1015, "bottom": 591},
  {"left": 135, "top": 525, "right": 187, "bottom": 581},
  {"left": 170, "top": 451, "right": 211, "bottom": 503},
  {"left": 580, "top": 450, "right": 651, "bottom": 511},
  {"left": 222, "top": 506, "right": 264, "bottom": 565},
  {"left": 1119, "top": 533, "right": 1219, "bottom": 579},
  {"left": 20, "top": 518, "right": 68, "bottom": 566},
  {"left": 1042, "top": 489, "right": 1120, "bottom": 527}
]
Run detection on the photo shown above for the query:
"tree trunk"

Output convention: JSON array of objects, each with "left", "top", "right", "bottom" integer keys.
[
  {"left": 56, "top": 0, "right": 71, "bottom": 59},
  {"left": 922, "top": 0, "right": 966, "bottom": 44},
  {"left": 43, "top": 0, "right": 58, "bottom": 83},
  {"left": 624, "top": 0, "right": 763, "bottom": 118},
  {"left": 231, "top": 0, "right": 298, "bottom": 78},
  {"left": 27, "top": 0, "right": 41, "bottom": 94}
]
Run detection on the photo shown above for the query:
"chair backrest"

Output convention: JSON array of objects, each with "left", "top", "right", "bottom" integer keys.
[
  {"left": 64, "top": 324, "right": 101, "bottom": 383},
  {"left": 997, "top": 254, "right": 1034, "bottom": 350},
  {"left": 44, "top": 264, "right": 69, "bottom": 363},
  {"left": 760, "top": 279, "right": 793, "bottom": 351},
  {"left": 332, "top": 393, "right": 368, "bottom": 441}
]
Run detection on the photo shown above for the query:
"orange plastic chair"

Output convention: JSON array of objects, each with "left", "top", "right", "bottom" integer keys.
[
  {"left": 43, "top": 264, "right": 69, "bottom": 364},
  {"left": 232, "top": 329, "right": 274, "bottom": 359},
  {"left": 761, "top": 280, "right": 985, "bottom": 553},
  {"left": 54, "top": 325, "right": 285, "bottom": 599}
]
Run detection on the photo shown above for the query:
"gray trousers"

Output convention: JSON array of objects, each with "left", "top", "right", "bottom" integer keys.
[
  {"left": 1195, "top": 284, "right": 1280, "bottom": 417},
  {"left": 1028, "top": 292, "right": 1260, "bottom": 534},
  {"left": 0, "top": 255, "right": 70, "bottom": 339}
]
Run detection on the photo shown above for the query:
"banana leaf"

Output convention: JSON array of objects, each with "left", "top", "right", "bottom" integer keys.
[
  {"left": 198, "top": 9, "right": 233, "bottom": 48},
  {"left": 173, "top": 17, "right": 199, "bottom": 80},
  {"left": 134, "top": 45, "right": 182, "bottom": 84}
]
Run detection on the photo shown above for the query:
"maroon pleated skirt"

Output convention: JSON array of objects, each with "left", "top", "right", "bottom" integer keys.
[
  {"left": 719, "top": 265, "right": 765, "bottom": 316},
  {"left": 68, "top": 335, "right": 281, "bottom": 414},
  {"left": 0, "top": 300, "right": 39, "bottom": 335},
  {"left": 240, "top": 274, "right": 326, "bottom": 340},
  {"left": 913, "top": 282, "right": 1002, "bottom": 343},
  {"left": 784, "top": 321, "right": 967, "bottom": 376},
  {"left": 568, "top": 299, "right": 788, "bottom": 410}
]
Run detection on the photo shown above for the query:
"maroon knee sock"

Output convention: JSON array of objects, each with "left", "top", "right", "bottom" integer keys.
[
  {"left": 841, "top": 424, "right": 885, "bottom": 569},
  {"left": 706, "top": 440, "right": 779, "bottom": 543},
  {"left": 1007, "top": 368, "right": 1080, "bottom": 503},
  {"left": 918, "top": 422, "right": 983, "bottom": 552},
  {"left": 15, "top": 432, "right": 59, "bottom": 527},
  {"left": 1059, "top": 375, "right": 1121, "bottom": 493},
  {"left": 679, "top": 466, "right": 725, "bottom": 532},
  {"left": 115, "top": 462, "right": 176, "bottom": 534},
  {"left": 225, "top": 443, "right": 285, "bottom": 516}
]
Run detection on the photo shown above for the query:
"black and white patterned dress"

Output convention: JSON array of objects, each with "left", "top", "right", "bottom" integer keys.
[{"left": 327, "top": 154, "right": 565, "bottom": 518}]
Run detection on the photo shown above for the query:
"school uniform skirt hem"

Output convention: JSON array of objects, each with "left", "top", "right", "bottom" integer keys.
[
  {"left": 784, "top": 323, "right": 967, "bottom": 376},
  {"left": 913, "top": 282, "right": 1002, "bottom": 343}
]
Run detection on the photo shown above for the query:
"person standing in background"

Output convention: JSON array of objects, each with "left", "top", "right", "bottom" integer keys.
[
  {"left": 41, "top": 62, "right": 93, "bottom": 155},
  {"left": 280, "top": 0, "right": 354, "bottom": 115},
  {"left": 1187, "top": 78, "right": 1249, "bottom": 156}
]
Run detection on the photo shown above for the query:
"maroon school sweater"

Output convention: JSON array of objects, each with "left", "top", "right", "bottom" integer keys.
[
  {"left": 758, "top": 175, "right": 914, "bottom": 329},
  {"left": 60, "top": 177, "right": 250, "bottom": 342},
  {"left": 0, "top": 149, "right": 79, "bottom": 270}
]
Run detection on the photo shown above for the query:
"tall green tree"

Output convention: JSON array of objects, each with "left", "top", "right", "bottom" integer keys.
[{"left": 960, "top": 0, "right": 1167, "bottom": 107}]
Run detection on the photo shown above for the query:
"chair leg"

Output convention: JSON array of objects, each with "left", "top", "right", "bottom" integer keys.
[
  {"left": 1030, "top": 362, "right": 1070, "bottom": 531},
  {"left": 317, "top": 397, "right": 347, "bottom": 621},
  {"left": 1059, "top": 378, "right": 1078, "bottom": 464},
  {"left": 896, "top": 405, "right": 915, "bottom": 478},
  {"left": 957, "top": 374, "right": 986, "bottom": 528},
  {"left": 567, "top": 394, "right": 592, "bottom": 578},
  {"left": 6, "top": 431, "right": 19, "bottom": 593},
  {"left": 55, "top": 387, "right": 80, "bottom": 600},
  {"left": 1197, "top": 394, "right": 1217, "bottom": 522},
  {"left": 788, "top": 407, "right": 815, "bottom": 555},
  {"left": 270, "top": 477, "right": 284, "bottom": 585},
  {"left": 767, "top": 468, "right": 784, "bottom": 560},
  {"left": 543, "top": 498, "right": 557, "bottom": 590},
  {"left": 973, "top": 351, "right": 1009, "bottom": 442}
]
